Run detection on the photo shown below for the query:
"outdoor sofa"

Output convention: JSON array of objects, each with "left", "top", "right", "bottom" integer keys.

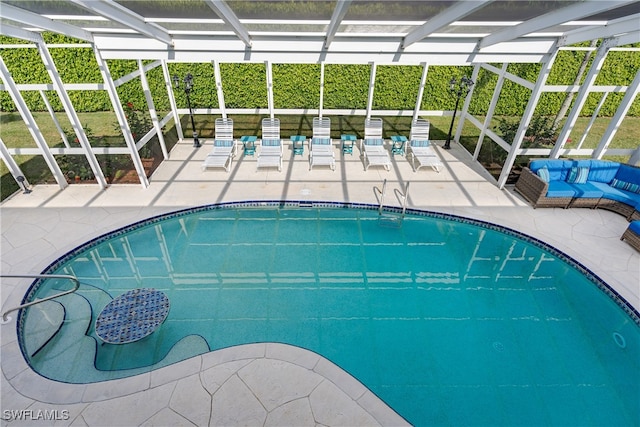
[
  {"left": 621, "top": 221, "right": 640, "bottom": 252},
  {"left": 514, "top": 159, "right": 640, "bottom": 221}
]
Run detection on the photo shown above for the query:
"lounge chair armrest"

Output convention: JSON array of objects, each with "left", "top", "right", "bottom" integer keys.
[{"left": 515, "top": 167, "right": 549, "bottom": 205}]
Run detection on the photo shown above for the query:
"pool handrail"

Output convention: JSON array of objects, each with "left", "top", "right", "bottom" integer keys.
[
  {"left": 401, "top": 181, "right": 410, "bottom": 218},
  {"left": 1, "top": 274, "right": 81, "bottom": 323},
  {"left": 375, "top": 179, "right": 387, "bottom": 215}
]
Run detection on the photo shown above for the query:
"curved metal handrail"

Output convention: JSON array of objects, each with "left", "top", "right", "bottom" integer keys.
[
  {"left": 376, "top": 179, "right": 387, "bottom": 215},
  {"left": 401, "top": 181, "right": 410, "bottom": 218},
  {"left": 1, "top": 274, "right": 81, "bottom": 323}
]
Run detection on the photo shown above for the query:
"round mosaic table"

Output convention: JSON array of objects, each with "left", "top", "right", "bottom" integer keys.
[{"left": 95, "top": 288, "right": 170, "bottom": 344}]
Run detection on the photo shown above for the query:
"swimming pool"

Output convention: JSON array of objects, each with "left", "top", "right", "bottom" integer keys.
[{"left": 18, "top": 202, "right": 640, "bottom": 426}]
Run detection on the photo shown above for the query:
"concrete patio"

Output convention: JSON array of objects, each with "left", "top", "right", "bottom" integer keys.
[{"left": 1, "top": 139, "right": 638, "bottom": 426}]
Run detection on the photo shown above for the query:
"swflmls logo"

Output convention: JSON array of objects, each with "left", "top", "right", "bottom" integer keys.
[{"left": 2, "top": 409, "right": 70, "bottom": 421}]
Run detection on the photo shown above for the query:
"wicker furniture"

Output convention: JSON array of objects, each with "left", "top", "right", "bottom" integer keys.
[
  {"left": 621, "top": 221, "right": 640, "bottom": 252},
  {"left": 514, "top": 160, "right": 640, "bottom": 220},
  {"left": 596, "top": 198, "right": 636, "bottom": 218},
  {"left": 515, "top": 167, "right": 573, "bottom": 208}
]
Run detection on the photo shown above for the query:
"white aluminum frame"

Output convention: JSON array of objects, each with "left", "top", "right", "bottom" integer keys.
[
  {"left": 0, "top": 0, "right": 639, "bottom": 194},
  {"left": 0, "top": 57, "right": 68, "bottom": 188}
]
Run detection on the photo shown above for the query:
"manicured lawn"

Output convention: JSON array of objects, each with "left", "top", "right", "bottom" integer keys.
[{"left": 1, "top": 112, "right": 638, "bottom": 200}]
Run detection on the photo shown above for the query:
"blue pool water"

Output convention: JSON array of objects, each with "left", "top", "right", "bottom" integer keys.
[{"left": 20, "top": 203, "right": 640, "bottom": 426}]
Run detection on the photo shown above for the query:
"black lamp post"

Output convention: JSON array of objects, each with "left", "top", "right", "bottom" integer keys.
[
  {"left": 172, "top": 73, "right": 200, "bottom": 148},
  {"left": 443, "top": 75, "right": 474, "bottom": 150},
  {"left": 16, "top": 175, "right": 31, "bottom": 194}
]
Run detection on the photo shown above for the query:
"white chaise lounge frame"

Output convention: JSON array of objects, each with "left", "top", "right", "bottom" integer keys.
[
  {"left": 202, "top": 118, "right": 237, "bottom": 172},
  {"left": 309, "top": 117, "right": 335, "bottom": 171},
  {"left": 361, "top": 118, "right": 391, "bottom": 171},
  {"left": 409, "top": 119, "right": 442, "bottom": 173},
  {"left": 257, "top": 118, "right": 283, "bottom": 171}
]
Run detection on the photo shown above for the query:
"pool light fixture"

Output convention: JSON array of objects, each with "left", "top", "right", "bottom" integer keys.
[
  {"left": 444, "top": 75, "right": 474, "bottom": 150},
  {"left": 172, "top": 73, "right": 200, "bottom": 148}
]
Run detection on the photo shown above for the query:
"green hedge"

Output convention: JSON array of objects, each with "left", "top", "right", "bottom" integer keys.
[
  {"left": 1, "top": 34, "right": 638, "bottom": 116},
  {"left": 273, "top": 63, "right": 320, "bottom": 109},
  {"left": 373, "top": 65, "right": 422, "bottom": 110},
  {"left": 323, "top": 64, "right": 370, "bottom": 109}
]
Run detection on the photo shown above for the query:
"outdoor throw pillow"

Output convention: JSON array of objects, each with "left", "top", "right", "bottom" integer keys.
[
  {"left": 567, "top": 166, "right": 589, "bottom": 184},
  {"left": 611, "top": 178, "right": 640, "bottom": 194},
  {"left": 536, "top": 166, "right": 550, "bottom": 183},
  {"left": 411, "top": 140, "right": 430, "bottom": 147}
]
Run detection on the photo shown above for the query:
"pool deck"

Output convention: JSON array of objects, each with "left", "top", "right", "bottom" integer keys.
[{"left": 2, "top": 139, "right": 638, "bottom": 426}]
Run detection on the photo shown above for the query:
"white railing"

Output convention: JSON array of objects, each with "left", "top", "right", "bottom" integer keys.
[{"left": 1, "top": 274, "right": 81, "bottom": 323}]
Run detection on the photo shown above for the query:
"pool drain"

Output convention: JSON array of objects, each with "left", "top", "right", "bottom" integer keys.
[
  {"left": 612, "top": 332, "right": 626, "bottom": 349},
  {"left": 492, "top": 341, "right": 505, "bottom": 352}
]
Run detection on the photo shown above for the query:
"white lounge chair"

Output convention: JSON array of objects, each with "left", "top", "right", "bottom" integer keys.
[
  {"left": 309, "top": 117, "right": 335, "bottom": 171},
  {"left": 202, "top": 118, "right": 237, "bottom": 172},
  {"left": 361, "top": 118, "right": 391, "bottom": 171},
  {"left": 257, "top": 118, "right": 283, "bottom": 171},
  {"left": 409, "top": 119, "right": 442, "bottom": 173}
]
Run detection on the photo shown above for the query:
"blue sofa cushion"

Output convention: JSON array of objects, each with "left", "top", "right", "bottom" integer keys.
[
  {"left": 587, "top": 160, "right": 620, "bottom": 183},
  {"left": 630, "top": 221, "right": 640, "bottom": 234},
  {"left": 567, "top": 182, "right": 604, "bottom": 199},
  {"left": 546, "top": 181, "right": 577, "bottom": 198},
  {"left": 530, "top": 160, "right": 573, "bottom": 181},
  {"left": 614, "top": 163, "right": 640, "bottom": 184},
  {"left": 591, "top": 182, "right": 640, "bottom": 205}
]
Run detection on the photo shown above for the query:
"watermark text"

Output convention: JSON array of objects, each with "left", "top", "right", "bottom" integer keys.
[{"left": 2, "top": 409, "right": 70, "bottom": 422}]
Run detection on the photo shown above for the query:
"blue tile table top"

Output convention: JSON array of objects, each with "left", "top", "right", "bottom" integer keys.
[{"left": 95, "top": 288, "right": 170, "bottom": 344}]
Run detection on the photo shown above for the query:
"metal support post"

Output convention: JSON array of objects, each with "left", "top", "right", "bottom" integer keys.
[{"left": 138, "top": 60, "right": 168, "bottom": 159}]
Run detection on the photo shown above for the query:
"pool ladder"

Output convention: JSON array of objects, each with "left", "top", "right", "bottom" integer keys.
[
  {"left": 375, "top": 179, "right": 410, "bottom": 227},
  {"left": 1, "top": 274, "right": 81, "bottom": 323}
]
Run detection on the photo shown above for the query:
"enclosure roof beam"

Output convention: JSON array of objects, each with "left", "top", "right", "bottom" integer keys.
[
  {"left": 478, "top": 0, "right": 636, "bottom": 49},
  {"left": 0, "top": 22, "right": 42, "bottom": 43},
  {"left": 203, "top": 0, "right": 252, "bottom": 47},
  {"left": 324, "top": 0, "right": 352, "bottom": 49},
  {"left": 559, "top": 13, "right": 640, "bottom": 47},
  {"left": 610, "top": 30, "right": 640, "bottom": 48},
  {"left": 402, "top": 0, "right": 494, "bottom": 49},
  {"left": 0, "top": 3, "right": 93, "bottom": 42},
  {"left": 70, "top": 0, "right": 173, "bottom": 45}
]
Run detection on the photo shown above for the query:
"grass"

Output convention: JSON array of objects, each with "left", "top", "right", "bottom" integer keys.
[{"left": 1, "top": 111, "right": 638, "bottom": 200}]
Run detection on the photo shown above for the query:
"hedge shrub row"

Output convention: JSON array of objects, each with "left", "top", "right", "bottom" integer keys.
[{"left": 1, "top": 35, "right": 638, "bottom": 116}]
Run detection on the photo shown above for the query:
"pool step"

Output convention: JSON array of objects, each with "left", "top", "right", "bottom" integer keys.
[
  {"left": 29, "top": 293, "right": 99, "bottom": 381},
  {"left": 23, "top": 285, "right": 114, "bottom": 358},
  {"left": 21, "top": 300, "right": 65, "bottom": 358},
  {"left": 378, "top": 212, "right": 403, "bottom": 228},
  {"left": 28, "top": 293, "right": 92, "bottom": 355}
]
